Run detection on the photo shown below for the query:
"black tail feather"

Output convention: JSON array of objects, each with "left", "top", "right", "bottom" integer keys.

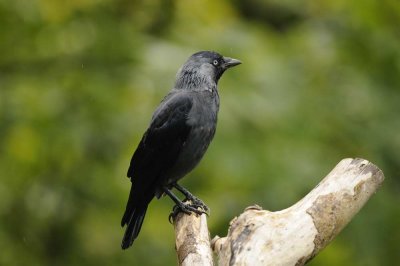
[
  {"left": 121, "top": 204, "right": 148, "bottom": 249},
  {"left": 121, "top": 184, "right": 137, "bottom": 227}
]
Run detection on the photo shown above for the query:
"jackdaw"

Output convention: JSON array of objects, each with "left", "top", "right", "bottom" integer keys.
[{"left": 121, "top": 51, "right": 241, "bottom": 249}]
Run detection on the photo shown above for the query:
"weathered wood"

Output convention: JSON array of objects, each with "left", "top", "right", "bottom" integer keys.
[
  {"left": 174, "top": 211, "right": 213, "bottom": 266},
  {"left": 174, "top": 158, "right": 385, "bottom": 266}
]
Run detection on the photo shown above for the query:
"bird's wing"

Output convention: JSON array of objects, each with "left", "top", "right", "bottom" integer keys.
[{"left": 127, "top": 92, "right": 193, "bottom": 192}]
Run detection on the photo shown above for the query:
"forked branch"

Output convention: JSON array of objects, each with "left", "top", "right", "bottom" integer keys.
[{"left": 173, "top": 158, "right": 385, "bottom": 266}]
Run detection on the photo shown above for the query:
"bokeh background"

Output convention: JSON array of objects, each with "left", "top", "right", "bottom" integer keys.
[{"left": 1, "top": 0, "right": 399, "bottom": 265}]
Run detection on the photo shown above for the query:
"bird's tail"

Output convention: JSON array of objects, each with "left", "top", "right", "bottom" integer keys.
[{"left": 121, "top": 186, "right": 149, "bottom": 249}]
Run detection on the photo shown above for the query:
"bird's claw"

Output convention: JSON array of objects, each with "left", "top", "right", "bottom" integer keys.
[
  {"left": 184, "top": 197, "right": 210, "bottom": 214},
  {"left": 168, "top": 201, "right": 209, "bottom": 223}
]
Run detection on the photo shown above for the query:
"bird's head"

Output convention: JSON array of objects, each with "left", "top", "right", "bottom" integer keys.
[{"left": 175, "top": 51, "right": 241, "bottom": 89}]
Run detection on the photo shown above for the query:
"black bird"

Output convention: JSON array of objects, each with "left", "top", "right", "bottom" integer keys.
[{"left": 121, "top": 51, "right": 241, "bottom": 249}]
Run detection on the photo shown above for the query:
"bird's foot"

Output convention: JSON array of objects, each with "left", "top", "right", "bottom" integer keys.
[
  {"left": 168, "top": 200, "right": 208, "bottom": 223},
  {"left": 172, "top": 183, "right": 210, "bottom": 214},
  {"left": 183, "top": 196, "right": 210, "bottom": 214}
]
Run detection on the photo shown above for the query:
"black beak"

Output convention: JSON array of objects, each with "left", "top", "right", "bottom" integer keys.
[{"left": 223, "top": 57, "right": 242, "bottom": 69}]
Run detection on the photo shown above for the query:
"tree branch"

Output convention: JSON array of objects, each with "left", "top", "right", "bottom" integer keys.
[
  {"left": 174, "top": 211, "right": 213, "bottom": 266},
  {"left": 173, "top": 158, "right": 385, "bottom": 266}
]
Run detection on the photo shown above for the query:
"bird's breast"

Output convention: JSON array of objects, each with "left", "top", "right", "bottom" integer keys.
[
  {"left": 163, "top": 91, "right": 219, "bottom": 185},
  {"left": 187, "top": 91, "right": 219, "bottom": 128}
]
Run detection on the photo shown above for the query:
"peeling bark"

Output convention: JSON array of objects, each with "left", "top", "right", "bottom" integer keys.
[{"left": 174, "top": 158, "right": 384, "bottom": 266}]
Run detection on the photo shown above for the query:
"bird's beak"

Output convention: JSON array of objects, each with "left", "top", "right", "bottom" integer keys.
[{"left": 223, "top": 57, "right": 242, "bottom": 69}]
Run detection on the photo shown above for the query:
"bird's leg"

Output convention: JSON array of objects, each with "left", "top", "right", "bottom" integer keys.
[
  {"left": 172, "top": 183, "right": 209, "bottom": 213},
  {"left": 163, "top": 187, "right": 205, "bottom": 223}
]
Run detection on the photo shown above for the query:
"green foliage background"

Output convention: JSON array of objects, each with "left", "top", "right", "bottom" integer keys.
[{"left": 1, "top": 0, "right": 399, "bottom": 265}]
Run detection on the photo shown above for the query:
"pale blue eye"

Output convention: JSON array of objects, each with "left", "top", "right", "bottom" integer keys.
[{"left": 213, "top": 60, "right": 219, "bottom": 66}]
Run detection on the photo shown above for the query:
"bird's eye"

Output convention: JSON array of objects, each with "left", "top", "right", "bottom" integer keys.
[{"left": 212, "top": 60, "right": 219, "bottom": 66}]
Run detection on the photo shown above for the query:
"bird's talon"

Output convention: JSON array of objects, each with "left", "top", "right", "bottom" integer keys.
[
  {"left": 183, "top": 197, "right": 209, "bottom": 213},
  {"left": 168, "top": 200, "right": 209, "bottom": 223}
]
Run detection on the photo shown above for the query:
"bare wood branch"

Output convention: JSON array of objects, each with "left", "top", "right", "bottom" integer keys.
[
  {"left": 174, "top": 212, "right": 213, "bottom": 266},
  {"left": 174, "top": 158, "right": 384, "bottom": 266},
  {"left": 211, "top": 158, "right": 384, "bottom": 265}
]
